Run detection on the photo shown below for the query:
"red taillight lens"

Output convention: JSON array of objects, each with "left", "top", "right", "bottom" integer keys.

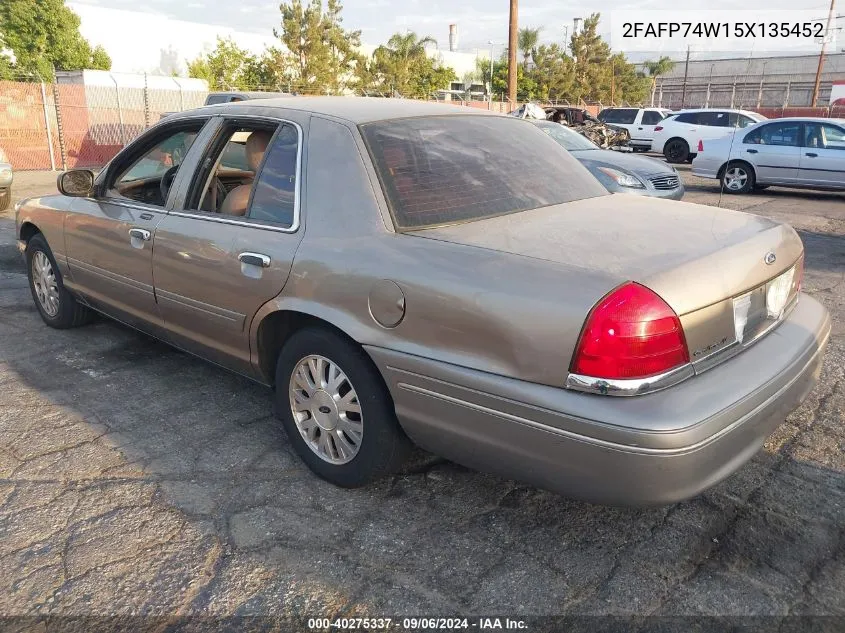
[
  {"left": 697, "top": 139, "right": 704, "bottom": 152},
  {"left": 654, "top": 125, "right": 664, "bottom": 132},
  {"left": 571, "top": 282, "right": 690, "bottom": 380}
]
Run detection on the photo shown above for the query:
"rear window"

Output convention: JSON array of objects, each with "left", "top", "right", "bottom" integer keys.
[{"left": 360, "top": 116, "right": 606, "bottom": 229}]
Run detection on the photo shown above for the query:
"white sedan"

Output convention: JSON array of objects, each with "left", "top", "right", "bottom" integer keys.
[{"left": 692, "top": 117, "right": 845, "bottom": 194}]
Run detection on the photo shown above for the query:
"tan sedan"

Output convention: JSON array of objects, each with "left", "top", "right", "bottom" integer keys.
[{"left": 15, "top": 98, "right": 830, "bottom": 505}]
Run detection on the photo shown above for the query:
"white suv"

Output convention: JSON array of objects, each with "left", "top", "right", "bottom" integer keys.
[
  {"left": 651, "top": 109, "right": 766, "bottom": 163},
  {"left": 597, "top": 108, "right": 672, "bottom": 151}
]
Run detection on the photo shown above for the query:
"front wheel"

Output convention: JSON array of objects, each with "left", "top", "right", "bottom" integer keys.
[
  {"left": 721, "top": 162, "right": 755, "bottom": 194},
  {"left": 274, "top": 327, "right": 411, "bottom": 487},
  {"left": 26, "top": 234, "right": 94, "bottom": 328}
]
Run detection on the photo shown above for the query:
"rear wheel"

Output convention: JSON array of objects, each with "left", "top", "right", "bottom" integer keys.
[
  {"left": 26, "top": 234, "right": 94, "bottom": 328},
  {"left": 274, "top": 327, "right": 411, "bottom": 487},
  {"left": 721, "top": 161, "right": 755, "bottom": 194},
  {"left": 664, "top": 138, "right": 690, "bottom": 163}
]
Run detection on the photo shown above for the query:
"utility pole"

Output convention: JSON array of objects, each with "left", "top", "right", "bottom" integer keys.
[
  {"left": 680, "top": 46, "right": 690, "bottom": 108},
  {"left": 811, "top": 0, "right": 836, "bottom": 107},
  {"left": 507, "top": 0, "right": 518, "bottom": 106},
  {"left": 610, "top": 59, "right": 616, "bottom": 105}
]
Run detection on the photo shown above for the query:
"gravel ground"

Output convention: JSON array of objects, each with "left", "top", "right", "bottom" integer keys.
[{"left": 0, "top": 169, "right": 843, "bottom": 629}]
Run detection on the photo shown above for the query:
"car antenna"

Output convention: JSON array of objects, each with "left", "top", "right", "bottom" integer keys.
[{"left": 719, "top": 45, "right": 755, "bottom": 208}]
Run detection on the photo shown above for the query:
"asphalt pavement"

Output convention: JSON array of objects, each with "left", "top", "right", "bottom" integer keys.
[{"left": 0, "top": 170, "right": 843, "bottom": 627}]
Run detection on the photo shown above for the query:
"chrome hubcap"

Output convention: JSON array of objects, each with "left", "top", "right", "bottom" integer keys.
[
  {"left": 31, "top": 251, "right": 59, "bottom": 317},
  {"left": 725, "top": 167, "right": 748, "bottom": 190},
  {"left": 289, "top": 355, "right": 363, "bottom": 465}
]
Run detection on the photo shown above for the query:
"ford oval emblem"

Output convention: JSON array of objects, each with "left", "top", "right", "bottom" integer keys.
[{"left": 764, "top": 252, "right": 777, "bottom": 265}]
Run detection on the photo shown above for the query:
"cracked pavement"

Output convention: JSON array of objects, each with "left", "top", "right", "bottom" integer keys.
[{"left": 0, "top": 170, "right": 843, "bottom": 624}]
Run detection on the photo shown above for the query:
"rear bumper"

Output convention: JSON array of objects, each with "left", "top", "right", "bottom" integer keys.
[
  {"left": 367, "top": 295, "right": 830, "bottom": 506},
  {"left": 691, "top": 155, "right": 722, "bottom": 179}
]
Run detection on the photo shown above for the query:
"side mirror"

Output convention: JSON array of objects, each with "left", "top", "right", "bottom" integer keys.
[{"left": 57, "top": 170, "right": 95, "bottom": 197}]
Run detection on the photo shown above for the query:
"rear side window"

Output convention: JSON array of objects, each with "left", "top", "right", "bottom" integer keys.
[
  {"left": 641, "top": 111, "right": 665, "bottom": 125},
  {"left": 599, "top": 109, "right": 638, "bottom": 124},
  {"left": 361, "top": 116, "right": 607, "bottom": 229},
  {"left": 697, "top": 111, "right": 731, "bottom": 127},
  {"left": 247, "top": 124, "right": 300, "bottom": 227}
]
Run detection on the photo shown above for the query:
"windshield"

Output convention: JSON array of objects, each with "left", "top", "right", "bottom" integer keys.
[
  {"left": 361, "top": 115, "right": 606, "bottom": 230},
  {"left": 534, "top": 121, "right": 599, "bottom": 151}
]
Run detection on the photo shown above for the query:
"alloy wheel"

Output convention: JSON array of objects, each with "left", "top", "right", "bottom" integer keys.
[
  {"left": 289, "top": 354, "right": 363, "bottom": 465},
  {"left": 724, "top": 167, "right": 748, "bottom": 191},
  {"left": 32, "top": 251, "right": 59, "bottom": 317}
]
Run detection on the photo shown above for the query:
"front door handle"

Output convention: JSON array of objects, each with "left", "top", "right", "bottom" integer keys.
[
  {"left": 238, "top": 252, "right": 271, "bottom": 268},
  {"left": 128, "top": 228, "right": 151, "bottom": 241},
  {"left": 805, "top": 152, "right": 818, "bottom": 158},
  {"left": 746, "top": 149, "right": 758, "bottom": 154}
]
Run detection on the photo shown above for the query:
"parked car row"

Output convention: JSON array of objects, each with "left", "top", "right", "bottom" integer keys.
[{"left": 14, "top": 97, "right": 830, "bottom": 505}]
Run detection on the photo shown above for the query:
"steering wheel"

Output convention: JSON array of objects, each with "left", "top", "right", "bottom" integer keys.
[{"left": 159, "top": 165, "right": 180, "bottom": 204}]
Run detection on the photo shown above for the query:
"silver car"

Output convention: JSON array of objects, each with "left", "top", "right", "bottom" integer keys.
[
  {"left": 15, "top": 98, "right": 830, "bottom": 505},
  {"left": 535, "top": 120, "right": 685, "bottom": 200},
  {"left": 692, "top": 117, "right": 845, "bottom": 193}
]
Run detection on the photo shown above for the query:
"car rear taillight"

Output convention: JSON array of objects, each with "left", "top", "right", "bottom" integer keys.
[
  {"left": 654, "top": 125, "right": 664, "bottom": 132},
  {"left": 697, "top": 139, "right": 704, "bottom": 152},
  {"left": 571, "top": 282, "right": 690, "bottom": 380}
]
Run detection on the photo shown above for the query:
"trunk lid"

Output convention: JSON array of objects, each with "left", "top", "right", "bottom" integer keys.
[{"left": 413, "top": 193, "right": 803, "bottom": 316}]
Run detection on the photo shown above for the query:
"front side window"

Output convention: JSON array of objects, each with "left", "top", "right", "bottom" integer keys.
[
  {"left": 361, "top": 115, "right": 607, "bottom": 230},
  {"left": 641, "top": 111, "right": 664, "bottom": 125},
  {"left": 805, "top": 123, "right": 845, "bottom": 150},
  {"left": 111, "top": 124, "right": 204, "bottom": 206},
  {"left": 697, "top": 111, "right": 731, "bottom": 127}
]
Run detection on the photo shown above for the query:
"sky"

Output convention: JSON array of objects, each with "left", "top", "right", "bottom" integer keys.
[{"left": 67, "top": 0, "right": 840, "bottom": 74}]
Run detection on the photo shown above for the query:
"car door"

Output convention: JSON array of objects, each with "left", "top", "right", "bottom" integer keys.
[
  {"left": 740, "top": 122, "right": 802, "bottom": 184},
  {"left": 151, "top": 114, "right": 307, "bottom": 375},
  {"left": 799, "top": 122, "right": 845, "bottom": 187},
  {"left": 635, "top": 109, "right": 665, "bottom": 145},
  {"left": 63, "top": 117, "right": 212, "bottom": 330}
]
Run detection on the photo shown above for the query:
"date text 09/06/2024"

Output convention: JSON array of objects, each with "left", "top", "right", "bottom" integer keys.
[
  {"left": 307, "top": 617, "right": 528, "bottom": 630},
  {"left": 621, "top": 21, "right": 825, "bottom": 39}
]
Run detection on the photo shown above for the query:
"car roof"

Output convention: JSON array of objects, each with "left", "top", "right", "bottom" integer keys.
[
  {"left": 751, "top": 117, "right": 845, "bottom": 124},
  {"left": 175, "top": 96, "right": 500, "bottom": 124},
  {"left": 672, "top": 108, "right": 761, "bottom": 116},
  {"left": 209, "top": 91, "right": 292, "bottom": 99}
]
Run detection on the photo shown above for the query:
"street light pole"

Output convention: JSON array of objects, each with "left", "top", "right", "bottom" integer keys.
[
  {"left": 488, "top": 40, "right": 494, "bottom": 104},
  {"left": 507, "top": 0, "right": 518, "bottom": 106}
]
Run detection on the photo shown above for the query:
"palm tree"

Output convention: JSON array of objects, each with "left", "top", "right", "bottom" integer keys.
[
  {"left": 517, "top": 27, "right": 541, "bottom": 70},
  {"left": 374, "top": 31, "right": 437, "bottom": 96},
  {"left": 644, "top": 56, "right": 674, "bottom": 105}
]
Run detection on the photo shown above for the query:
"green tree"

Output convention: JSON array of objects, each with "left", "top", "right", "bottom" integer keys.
[
  {"left": 643, "top": 55, "right": 674, "bottom": 103},
  {"left": 569, "top": 13, "right": 611, "bottom": 102},
  {"left": 187, "top": 37, "right": 264, "bottom": 90},
  {"left": 275, "top": 0, "right": 360, "bottom": 94},
  {"left": 491, "top": 59, "right": 537, "bottom": 101},
  {"left": 529, "top": 43, "right": 573, "bottom": 101},
  {"left": 0, "top": 0, "right": 112, "bottom": 79},
  {"left": 372, "top": 31, "right": 437, "bottom": 96},
  {"left": 517, "top": 27, "right": 541, "bottom": 70}
]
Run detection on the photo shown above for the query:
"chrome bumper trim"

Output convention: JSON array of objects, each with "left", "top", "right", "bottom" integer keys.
[{"left": 565, "top": 363, "right": 695, "bottom": 397}]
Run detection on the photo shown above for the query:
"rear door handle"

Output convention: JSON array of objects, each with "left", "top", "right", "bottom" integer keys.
[
  {"left": 805, "top": 152, "right": 818, "bottom": 158},
  {"left": 746, "top": 149, "right": 758, "bottom": 154},
  {"left": 128, "top": 228, "right": 151, "bottom": 241},
  {"left": 238, "top": 252, "right": 271, "bottom": 268}
]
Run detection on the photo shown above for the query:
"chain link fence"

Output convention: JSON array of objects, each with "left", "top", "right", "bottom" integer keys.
[{"left": 2, "top": 73, "right": 843, "bottom": 172}]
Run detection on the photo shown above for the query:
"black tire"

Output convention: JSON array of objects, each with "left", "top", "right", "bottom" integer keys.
[
  {"left": 26, "top": 233, "right": 94, "bottom": 329},
  {"left": 274, "top": 327, "right": 412, "bottom": 487},
  {"left": 720, "top": 161, "right": 756, "bottom": 195},
  {"left": 664, "top": 138, "right": 690, "bottom": 164}
]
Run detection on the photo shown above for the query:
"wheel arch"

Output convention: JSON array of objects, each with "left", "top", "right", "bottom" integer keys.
[
  {"left": 253, "top": 307, "right": 365, "bottom": 387},
  {"left": 19, "top": 221, "right": 42, "bottom": 243}
]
